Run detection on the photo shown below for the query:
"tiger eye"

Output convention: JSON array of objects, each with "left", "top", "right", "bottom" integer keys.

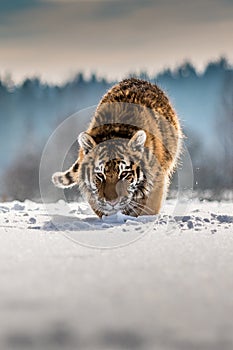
[
  {"left": 96, "top": 172, "right": 104, "bottom": 181},
  {"left": 120, "top": 171, "right": 132, "bottom": 180}
]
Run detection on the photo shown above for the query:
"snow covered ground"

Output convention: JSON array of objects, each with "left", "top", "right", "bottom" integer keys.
[{"left": 0, "top": 198, "right": 233, "bottom": 350}]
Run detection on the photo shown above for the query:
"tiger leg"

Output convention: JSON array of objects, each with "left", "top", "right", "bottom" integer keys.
[
  {"left": 145, "top": 175, "right": 167, "bottom": 215},
  {"left": 52, "top": 159, "right": 79, "bottom": 188}
]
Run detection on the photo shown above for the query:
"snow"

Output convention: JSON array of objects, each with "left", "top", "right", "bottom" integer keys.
[{"left": 0, "top": 198, "right": 233, "bottom": 349}]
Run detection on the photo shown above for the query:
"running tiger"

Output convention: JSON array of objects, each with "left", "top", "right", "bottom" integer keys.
[{"left": 52, "top": 78, "right": 182, "bottom": 217}]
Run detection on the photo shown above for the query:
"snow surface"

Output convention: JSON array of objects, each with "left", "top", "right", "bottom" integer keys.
[{"left": 0, "top": 199, "right": 233, "bottom": 350}]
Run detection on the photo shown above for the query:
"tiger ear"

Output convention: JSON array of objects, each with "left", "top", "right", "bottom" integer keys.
[
  {"left": 128, "top": 130, "right": 146, "bottom": 152},
  {"left": 78, "top": 132, "right": 96, "bottom": 154}
]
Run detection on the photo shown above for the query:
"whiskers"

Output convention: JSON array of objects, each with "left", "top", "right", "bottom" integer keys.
[
  {"left": 86, "top": 192, "right": 154, "bottom": 218},
  {"left": 128, "top": 199, "right": 154, "bottom": 216}
]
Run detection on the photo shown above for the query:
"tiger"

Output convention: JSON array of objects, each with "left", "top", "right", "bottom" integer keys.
[{"left": 52, "top": 78, "right": 182, "bottom": 217}]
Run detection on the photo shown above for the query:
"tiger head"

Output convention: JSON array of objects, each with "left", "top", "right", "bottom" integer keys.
[{"left": 77, "top": 130, "right": 152, "bottom": 217}]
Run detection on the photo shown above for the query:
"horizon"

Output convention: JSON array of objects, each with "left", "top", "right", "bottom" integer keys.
[{"left": 1, "top": 57, "right": 231, "bottom": 87}]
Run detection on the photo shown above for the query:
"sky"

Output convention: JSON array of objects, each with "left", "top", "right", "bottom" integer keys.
[{"left": 0, "top": 0, "right": 233, "bottom": 84}]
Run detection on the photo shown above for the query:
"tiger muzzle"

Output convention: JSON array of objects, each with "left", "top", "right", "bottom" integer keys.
[{"left": 103, "top": 180, "right": 129, "bottom": 202}]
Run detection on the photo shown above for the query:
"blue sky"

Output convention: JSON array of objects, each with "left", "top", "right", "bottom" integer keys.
[{"left": 1, "top": 0, "right": 233, "bottom": 83}]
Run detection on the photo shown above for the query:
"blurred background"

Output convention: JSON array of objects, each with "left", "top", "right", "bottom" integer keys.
[{"left": 0, "top": 0, "right": 232, "bottom": 201}]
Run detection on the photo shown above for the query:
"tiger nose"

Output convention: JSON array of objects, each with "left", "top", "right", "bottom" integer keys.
[
  {"left": 103, "top": 183, "right": 118, "bottom": 201},
  {"left": 107, "top": 199, "right": 119, "bottom": 206}
]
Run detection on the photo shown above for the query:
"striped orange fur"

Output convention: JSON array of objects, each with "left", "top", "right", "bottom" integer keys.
[{"left": 52, "top": 78, "right": 182, "bottom": 217}]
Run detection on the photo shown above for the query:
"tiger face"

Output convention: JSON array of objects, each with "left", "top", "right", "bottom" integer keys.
[{"left": 78, "top": 130, "right": 150, "bottom": 216}]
